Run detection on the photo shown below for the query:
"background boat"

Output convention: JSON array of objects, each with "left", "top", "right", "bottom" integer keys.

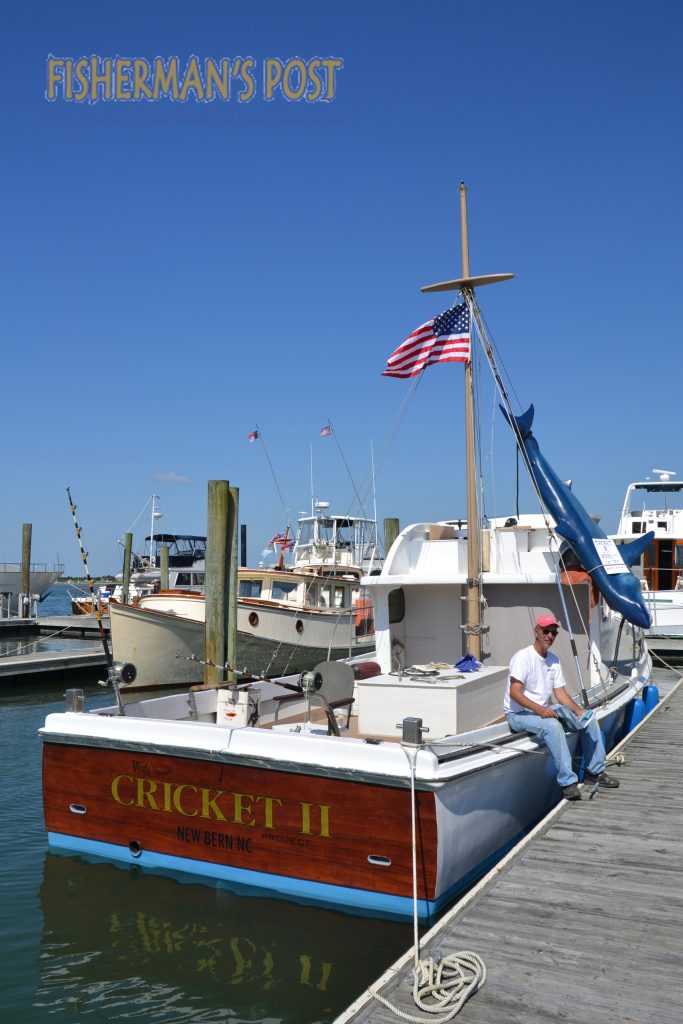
[
  {"left": 612, "top": 470, "right": 683, "bottom": 651},
  {"left": 109, "top": 505, "right": 380, "bottom": 694},
  {"left": 0, "top": 561, "right": 64, "bottom": 617}
]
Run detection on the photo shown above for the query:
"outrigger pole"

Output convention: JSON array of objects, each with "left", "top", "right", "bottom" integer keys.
[
  {"left": 420, "top": 181, "right": 513, "bottom": 660},
  {"left": 66, "top": 486, "right": 129, "bottom": 714}
]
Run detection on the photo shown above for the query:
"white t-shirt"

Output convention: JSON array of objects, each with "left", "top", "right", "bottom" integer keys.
[{"left": 503, "top": 644, "right": 566, "bottom": 713}]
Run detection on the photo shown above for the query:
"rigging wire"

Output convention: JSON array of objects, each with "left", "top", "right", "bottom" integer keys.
[
  {"left": 464, "top": 290, "right": 594, "bottom": 700},
  {"left": 250, "top": 423, "right": 291, "bottom": 528}
]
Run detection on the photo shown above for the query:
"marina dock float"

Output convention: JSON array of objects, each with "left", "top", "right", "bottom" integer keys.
[
  {"left": 0, "top": 617, "right": 110, "bottom": 681},
  {"left": 336, "top": 678, "right": 683, "bottom": 1024},
  {"left": 0, "top": 646, "right": 107, "bottom": 680},
  {"left": 0, "top": 615, "right": 109, "bottom": 640}
]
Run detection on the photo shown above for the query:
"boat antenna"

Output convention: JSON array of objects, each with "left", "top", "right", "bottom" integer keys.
[
  {"left": 323, "top": 420, "right": 371, "bottom": 519},
  {"left": 421, "top": 181, "right": 514, "bottom": 660},
  {"left": 149, "top": 494, "right": 162, "bottom": 567},
  {"left": 65, "top": 486, "right": 125, "bottom": 714},
  {"left": 371, "top": 439, "right": 380, "bottom": 564},
  {"left": 310, "top": 442, "right": 314, "bottom": 516}
]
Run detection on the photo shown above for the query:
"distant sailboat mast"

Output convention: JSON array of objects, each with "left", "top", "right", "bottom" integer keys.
[{"left": 421, "top": 182, "right": 514, "bottom": 659}]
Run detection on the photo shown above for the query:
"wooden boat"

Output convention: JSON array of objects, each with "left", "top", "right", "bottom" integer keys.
[
  {"left": 108, "top": 507, "right": 379, "bottom": 696},
  {"left": 40, "top": 185, "right": 653, "bottom": 920}
]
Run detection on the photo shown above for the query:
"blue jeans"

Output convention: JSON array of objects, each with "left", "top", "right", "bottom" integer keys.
[{"left": 507, "top": 706, "right": 606, "bottom": 788}]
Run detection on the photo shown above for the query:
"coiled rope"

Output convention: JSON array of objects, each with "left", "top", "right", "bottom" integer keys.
[{"left": 369, "top": 745, "right": 486, "bottom": 1021}]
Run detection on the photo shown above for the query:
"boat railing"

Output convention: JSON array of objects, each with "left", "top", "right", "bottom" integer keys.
[{"left": 0, "top": 562, "right": 64, "bottom": 573}]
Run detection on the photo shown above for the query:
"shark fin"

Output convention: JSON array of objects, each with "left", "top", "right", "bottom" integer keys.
[
  {"left": 499, "top": 403, "right": 535, "bottom": 441},
  {"left": 618, "top": 531, "right": 655, "bottom": 568}
]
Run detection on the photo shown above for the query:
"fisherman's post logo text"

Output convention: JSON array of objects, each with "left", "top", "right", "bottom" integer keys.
[{"left": 46, "top": 56, "right": 343, "bottom": 104}]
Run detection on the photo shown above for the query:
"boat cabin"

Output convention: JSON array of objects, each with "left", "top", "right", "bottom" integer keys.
[
  {"left": 239, "top": 570, "right": 364, "bottom": 612},
  {"left": 613, "top": 477, "right": 683, "bottom": 592},
  {"left": 133, "top": 534, "right": 207, "bottom": 572},
  {"left": 293, "top": 506, "right": 380, "bottom": 575}
]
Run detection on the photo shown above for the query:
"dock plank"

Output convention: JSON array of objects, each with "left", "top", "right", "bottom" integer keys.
[{"left": 337, "top": 681, "right": 683, "bottom": 1024}]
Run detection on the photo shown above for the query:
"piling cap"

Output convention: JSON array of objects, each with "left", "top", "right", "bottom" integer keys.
[{"left": 535, "top": 613, "right": 560, "bottom": 629}]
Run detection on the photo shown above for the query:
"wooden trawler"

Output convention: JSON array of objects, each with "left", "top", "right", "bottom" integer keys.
[
  {"left": 109, "top": 507, "right": 379, "bottom": 695},
  {"left": 40, "top": 185, "right": 654, "bottom": 920}
]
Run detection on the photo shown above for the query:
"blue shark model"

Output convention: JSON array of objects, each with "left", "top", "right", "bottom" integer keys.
[{"left": 501, "top": 404, "right": 653, "bottom": 629}]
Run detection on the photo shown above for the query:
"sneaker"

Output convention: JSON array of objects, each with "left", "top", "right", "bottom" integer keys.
[
  {"left": 584, "top": 771, "right": 620, "bottom": 789},
  {"left": 563, "top": 783, "right": 582, "bottom": 800}
]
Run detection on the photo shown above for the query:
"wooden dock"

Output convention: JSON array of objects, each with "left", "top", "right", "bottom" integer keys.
[
  {"left": 336, "top": 679, "right": 683, "bottom": 1024},
  {"left": 0, "top": 616, "right": 110, "bottom": 681}
]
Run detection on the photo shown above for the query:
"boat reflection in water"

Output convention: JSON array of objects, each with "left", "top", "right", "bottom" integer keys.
[{"left": 37, "top": 852, "right": 411, "bottom": 1023}]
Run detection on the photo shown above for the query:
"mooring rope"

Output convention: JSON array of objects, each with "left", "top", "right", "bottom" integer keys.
[{"left": 368, "top": 745, "right": 486, "bottom": 1021}]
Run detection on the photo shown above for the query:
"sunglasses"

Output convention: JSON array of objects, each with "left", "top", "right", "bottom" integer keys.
[{"left": 540, "top": 627, "right": 558, "bottom": 636}]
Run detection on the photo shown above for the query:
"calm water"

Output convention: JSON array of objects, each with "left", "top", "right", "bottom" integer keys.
[{"left": 0, "top": 586, "right": 413, "bottom": 1023}]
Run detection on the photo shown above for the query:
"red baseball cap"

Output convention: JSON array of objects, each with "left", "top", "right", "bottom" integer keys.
[{"left": 535, "top": 613, "right": 560, "bottom": 629}]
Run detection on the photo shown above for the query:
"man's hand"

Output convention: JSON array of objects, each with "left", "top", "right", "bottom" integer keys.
[{"left": 538, "top": 706, "right": 559, "bottom": 719}]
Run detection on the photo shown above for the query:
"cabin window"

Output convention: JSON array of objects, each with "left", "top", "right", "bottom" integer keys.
[
  {"left": 272, "top": 580, "right": 299, "bottom": 601},
  {"left": 631, "top": 522, "right": 642, "bottom": 534},
  {"left": 676, "top": 547, "right": 683, "bottom": 568},
  {"left": 388, "top": 587, "right": 405, "bottom": 624},
  {"left": 239, "top": 579, "right": 263, "bottom": 598},
  {"left": 318, "top": 584, "right": 345, "bottom": 608},
  {"left": 192, "top": 573, "right": 205, "bottom": 586},
  {"left": 175, "top": 572, "right": 191, "bottom": 585}
]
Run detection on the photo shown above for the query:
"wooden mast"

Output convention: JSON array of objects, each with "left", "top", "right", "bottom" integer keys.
[
  {"left": 460, "top": 184, "right": 481, "bottom": 659},
  {"left": 421, "top": 182, "right": 514, "bottom": 660}
]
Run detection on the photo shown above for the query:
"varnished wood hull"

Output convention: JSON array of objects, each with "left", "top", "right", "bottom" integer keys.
[{"left": 42, "top": 741, "right": 438, "bottom": 916}]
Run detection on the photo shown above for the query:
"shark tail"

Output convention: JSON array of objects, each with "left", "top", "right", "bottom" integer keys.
[
  {"left": 618, "top": 531, "right": 656, "bottom": 568},
  {"left": 499, "top": 403, "right": 535, "bottom": 441}
]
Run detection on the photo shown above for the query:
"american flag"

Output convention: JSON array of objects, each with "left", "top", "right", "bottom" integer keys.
[
  {"left": 320, "top": 425, "right": 332, "bottom": 437},
  {"left": 383, "top": 302, "right": 471, "bottom": 378}
]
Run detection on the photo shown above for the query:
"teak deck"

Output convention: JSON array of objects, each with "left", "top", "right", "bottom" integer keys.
[{"left": 336, "top": 677, "right": 683, "bottom": 1024}]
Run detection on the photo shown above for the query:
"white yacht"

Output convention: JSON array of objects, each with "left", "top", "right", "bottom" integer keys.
[{"left": 612, "top": 469, "right": 683, "bottom": 650}]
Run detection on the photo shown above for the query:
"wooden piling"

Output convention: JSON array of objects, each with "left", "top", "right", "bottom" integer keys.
[
  {"left": 383, "top": 517, "right": 400, "bottom": 554},
  {"left": 204, "top": 481, "right": 239, "bottom": 685},
  {"left": 240, "top": 524, "right": 247, "bottom": 568},
  {"left": 160, "top": 545, "right": 169, "bottom": 590},
  {"left": 121, "top": 533, "right": 132, "bottom": 605},
  {"left": 21, "top": 524, "right": 32, "bottom": 613}
]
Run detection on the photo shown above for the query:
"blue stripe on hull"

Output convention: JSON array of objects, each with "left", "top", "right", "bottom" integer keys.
[
  {"left": 48, "top": 819, "right": 533, "bottom": 921},
  {"left": 47, "top": 832, "right": 432, "bottom": 920}
]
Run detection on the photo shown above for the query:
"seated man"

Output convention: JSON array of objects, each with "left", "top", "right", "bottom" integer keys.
[{"left": 504, "top": 613, "right": 620, "bottom": 801}]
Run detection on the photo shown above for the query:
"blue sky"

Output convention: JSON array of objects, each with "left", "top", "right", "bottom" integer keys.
[{"left": 2, "top": 1, "right": 682, "bottom": 575}]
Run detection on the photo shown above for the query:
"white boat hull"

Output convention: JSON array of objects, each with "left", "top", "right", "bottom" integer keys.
[{"left": 0, "top": 566, "right": 63, "bottom": 615}]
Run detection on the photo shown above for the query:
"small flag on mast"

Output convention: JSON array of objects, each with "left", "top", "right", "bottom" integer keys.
[
  {"left": 320, "top": 425, "right": 332, "bottom": 437},
  {"left": 383, "top": 302, "right": 470, "bottom": 378},
  {"left": 248, "top": 430, "right": 259, "bottom": 443}
]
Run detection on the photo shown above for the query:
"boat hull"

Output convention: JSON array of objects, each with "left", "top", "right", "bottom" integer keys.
[
  {"left": 42, "top": 739, "right": 439, "bottom": 917},
  {"left": 110, "top": 599, "right": 374, "bottom": 698},
  {"left": 39, "top": 699, "right": 629, "bottom": 919},
  {"left": 0, "top": 566, "right": 63, "bottom": 614}
]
